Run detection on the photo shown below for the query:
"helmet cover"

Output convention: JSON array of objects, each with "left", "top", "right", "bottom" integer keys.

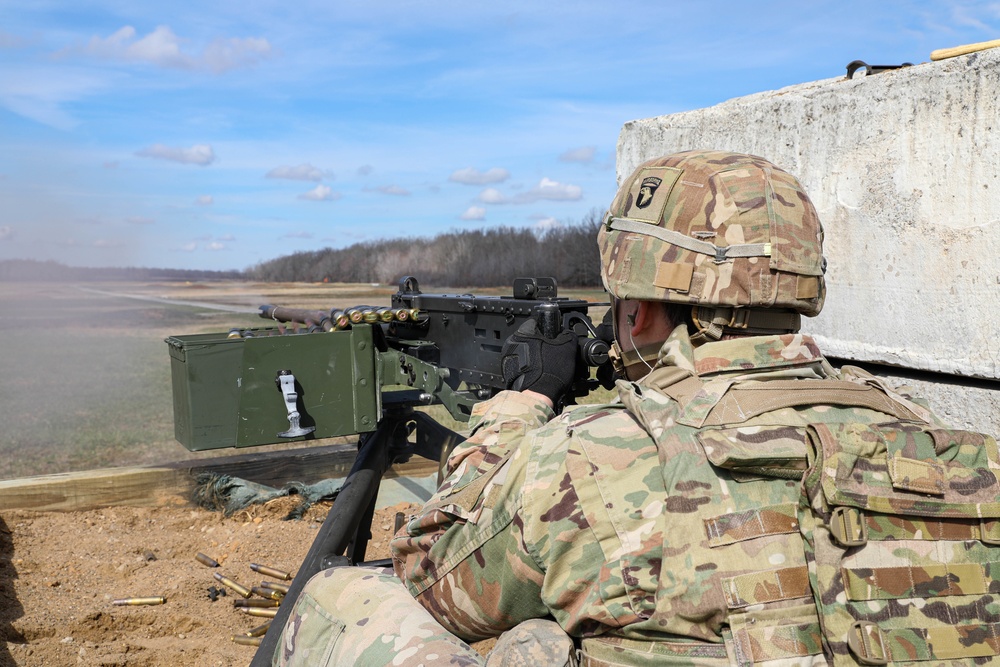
[{"left": 598, "top": 150, "right": 825, "bottom": 316}]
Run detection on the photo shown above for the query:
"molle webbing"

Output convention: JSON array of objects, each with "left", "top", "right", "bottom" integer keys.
[
  {"left": 843, "top": 562, "right": 1000, "bottom": 600},
  {"left": 579, "top": 635, "right": 728, "bottom": 667},
  {"left": 704, "top": 503, "right": 799, "bottom": 547},
  {"left": 802, "top": 422, "right": 1000, "bottom": 665},
  {"left": 703, "top": 380, "right": 922, "bottom": 426},
  {"left": 731, "top": 621, "right": 825, "bottom": 666},
  {"left": 848, "top": 621, "right": 1000, "bottom": 663},
  {"left": 721, "top": 566, "right": 811, "bottom": 609},
  {"left": 829, "top": 507, "right": 1000, "bottom": 546},
  {"left": 607, "top": 216, "right": 772, "bottom": 263}
]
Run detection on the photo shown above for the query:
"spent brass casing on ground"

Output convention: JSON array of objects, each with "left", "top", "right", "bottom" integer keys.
[
  {"left": 232, "top": 635, "right": 262, "bottom": 646},
  {"left": 243, "top": 607, "right": 279, "bottom": 618},
  {"left": 250, "top": 563, "right": 292, "bottom": 581},
  {"left": 195, "top": 552, "right": 219, "bottom": 568},
  {"left": 234, "top": 598, "right": 280, "bottom": 608},
  {"left": 246, "top": 621, "right": 272, "bottom": 637},
  {"left": 251, "top": 586, "right": 284, "bottom": 601},
  {"left": 260, "top": 581, "right": 290, "bottom": 594},
  {"left": 112, "top": 596, "right": 166, "bottom": 606},
  {"left": 214, "top": 572, "right": 252, "bottom": 598}
]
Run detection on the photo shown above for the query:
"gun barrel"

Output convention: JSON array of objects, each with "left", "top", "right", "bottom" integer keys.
[{"left": 258, "top": 305, "right": 333, "bottom": 331}]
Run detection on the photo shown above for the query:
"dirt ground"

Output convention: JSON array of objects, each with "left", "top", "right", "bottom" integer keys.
[{"left": 0, "top": 499, "right": 424, "bottom": 666}]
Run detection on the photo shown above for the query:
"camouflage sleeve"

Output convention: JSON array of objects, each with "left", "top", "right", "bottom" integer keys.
[{"left": 391, "top": 390, "right": 554, "bottom": 641}]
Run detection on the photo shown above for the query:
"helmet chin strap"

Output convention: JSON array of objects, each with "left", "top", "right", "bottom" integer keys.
[
  {"left": 608, "top": 298, "right": 661, "bottom": 381},
  {"left": 690, "top": 306, "right": 802, "bottom": 345}
]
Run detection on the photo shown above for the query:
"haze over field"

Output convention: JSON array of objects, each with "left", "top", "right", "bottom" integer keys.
[{"left": 1, "top": 1, "right": 998, "bottom": 271}]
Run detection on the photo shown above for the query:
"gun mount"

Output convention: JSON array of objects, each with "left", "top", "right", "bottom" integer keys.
[{"left": 164, "top": 276, "right": 611, "bottom": 665}]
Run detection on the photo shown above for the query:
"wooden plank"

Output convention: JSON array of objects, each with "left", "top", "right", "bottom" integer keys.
[
  {"left": 0, "top": 467, "right": 194, "bottom": 512},
  {"left": 0, "top": 443, "right": 440, "bottom": 512}
]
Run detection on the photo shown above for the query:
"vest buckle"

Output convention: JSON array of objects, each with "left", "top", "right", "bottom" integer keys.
[
  {"left": 847, "top": 621, "right": 888, "bottom": 665},
  {"left": 829, "top": 507, "right": 867, "bottom": 548}
]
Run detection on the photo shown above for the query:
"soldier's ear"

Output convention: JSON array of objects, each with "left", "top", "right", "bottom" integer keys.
[{"left": 630, "top": 302, "right": 657, "bottom": 334}]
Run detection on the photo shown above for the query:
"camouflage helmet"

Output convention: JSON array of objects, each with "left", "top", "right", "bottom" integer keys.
[{"left": 598, "top": 150, "right": 825, "bottom": 340}]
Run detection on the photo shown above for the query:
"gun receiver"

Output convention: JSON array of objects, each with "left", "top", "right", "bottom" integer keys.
[{"left": 165, "top": 277, "right": 611, "bottom": 665}]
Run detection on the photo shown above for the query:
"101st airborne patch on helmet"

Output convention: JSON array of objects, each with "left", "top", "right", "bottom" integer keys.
[{"left": 625, "top": 167, "right": 681, "bottom": 224}]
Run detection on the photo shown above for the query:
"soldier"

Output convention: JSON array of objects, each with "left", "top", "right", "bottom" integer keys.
[{"left": 275, "top": 151, "right": 1000, "bottom": 666}]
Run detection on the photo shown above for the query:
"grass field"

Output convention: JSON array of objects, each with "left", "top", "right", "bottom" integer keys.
[{"left": 0, "top": 281, "right": 610, "bottom": 480}]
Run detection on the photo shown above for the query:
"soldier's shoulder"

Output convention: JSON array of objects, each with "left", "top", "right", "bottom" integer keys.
[{"left": 532, "top": 401, "right": 644, "bottom": 446}]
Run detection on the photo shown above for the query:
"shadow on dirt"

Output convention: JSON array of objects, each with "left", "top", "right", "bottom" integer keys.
[{"left": 0, "top": 514, "right": 24, "bottom": 666}]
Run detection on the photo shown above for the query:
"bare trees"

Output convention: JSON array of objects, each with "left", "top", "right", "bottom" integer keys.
[{"left": 246, "top": 212, "right": 603, "bottom": 287}]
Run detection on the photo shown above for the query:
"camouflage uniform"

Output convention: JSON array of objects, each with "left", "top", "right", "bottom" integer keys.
[
  {"left": 274, "top": 567, "right": 575, "bottom": 666},
  {"left": 394, "top": 321, "right": 1000, "bottom": 666},
  {"left": 279, "top": 151, "right": 1000, "bottom": 665}
]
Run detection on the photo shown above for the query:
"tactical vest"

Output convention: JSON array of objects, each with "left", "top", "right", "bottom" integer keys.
[{"left": 581, "top": 364, "right": 1000, "bottom": 667}]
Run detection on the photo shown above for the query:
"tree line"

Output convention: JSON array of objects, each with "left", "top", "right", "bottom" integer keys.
[
  {"left": 1, "top": 212, "right": 605, "bottom": 287},
  {"left": 0, "top": 259, "right": 242, "bottom": 282},
  {"left": 247, "top": 211, "right": 604, "bottom": 287}
]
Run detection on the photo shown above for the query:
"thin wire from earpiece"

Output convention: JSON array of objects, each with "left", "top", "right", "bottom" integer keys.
[{"left": 628, "top": 324, "right": 655, "bottom": 375}]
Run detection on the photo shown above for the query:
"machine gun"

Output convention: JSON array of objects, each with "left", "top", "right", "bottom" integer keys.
[{"left": 164, "top": 276, "right": 612, "bottom": 664}]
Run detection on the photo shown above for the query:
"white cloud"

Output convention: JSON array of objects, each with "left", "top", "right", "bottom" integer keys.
[
  {"left": 126, "top": 216, "right": 154, "bottom": 225},
  {"left": 283, "top": 231, "right": 314, "bottom": 239},
  {"left": 298, "top": 184, "right": 340, "bottom": 201},
  {"left": 78, "top": 25, "right": 271, "bottom": 73},
  {"left": 477, "top": 188, "right": 506, "bottom": 204},
  {"left": 196, "top": 195, "right": 214, "bottom": 206},
  {"left": 207, "top": 241, "right": 227, "bottom": 251},
  {"left": 534, "top": 217, "right": 561, "bottom": 231},
  {"left": 559, "top": 146, "right": 596, "bottom": 163},
  {"left": 375, "top": 184, "right": 410, "bottom": 196},
  {"left": 202, "top": 36, "right": 272, "bottom": 74},
  {"left": 178, "top": 242, "right": 197, "bottom": 252},
  {"left": 218, "top": 233, "right": 235, "bottom": 241},
  {"left": 136, "top": 143, "right": 215, "bottom": 166},
  {"left": 0, "top": 225, "right": 12, "bottom": 241},
  {"left": 460, "top": 206, "right": 486, "bottom": 221},
  {"left": 449, "top": 167, "right": 510, "bottom": 185},
  {"left": 514, "top": 178, "right": 582, "bottom": 204},
  {"left": 476, "top": 178, "right": 582, "bottom": 205},
  {"left": 266, "top": 163, "right": 327, "bottom": 182},
  {"left": 357, "top": 165, "right": 373, "bottom": 177}
]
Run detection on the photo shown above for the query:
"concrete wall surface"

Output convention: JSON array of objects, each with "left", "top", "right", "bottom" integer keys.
[{"left": 617, "top": 49, "right": 1000, "bottom": 386}]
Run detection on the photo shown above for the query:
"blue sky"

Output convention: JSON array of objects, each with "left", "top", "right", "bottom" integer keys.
[{"left": 1, "top": 1, "right": 998, "bottom": 271}]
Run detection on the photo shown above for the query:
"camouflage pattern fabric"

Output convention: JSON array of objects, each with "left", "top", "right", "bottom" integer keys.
[
  {"left": 273, "top": 568, "right": 578, "bottom": 666},
  {"left": 273, "top": 567, "right": 484, "bottom": 666},
  {"left": 391, "top": 324, "right": 985, "bottom": 666},
  {"left": 597, "top": 150, "right": 825, "bottom": 316},
  {"left": 799, "top": 422, "right": 1000, "bottom": 665}
]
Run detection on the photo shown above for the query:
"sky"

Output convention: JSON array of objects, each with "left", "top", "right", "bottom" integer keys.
[{"left": 1, "top": 1, "right": 999, "bottom": 271}]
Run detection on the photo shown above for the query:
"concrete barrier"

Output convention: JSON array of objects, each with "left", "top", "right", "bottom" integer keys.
[{"left": 617, "top": 48, "right": 1000, "bottom": 434}]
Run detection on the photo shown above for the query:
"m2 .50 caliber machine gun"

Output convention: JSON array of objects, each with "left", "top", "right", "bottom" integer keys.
[{"left": 164, "top": 276, "right": 612, "bottom": 664}]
